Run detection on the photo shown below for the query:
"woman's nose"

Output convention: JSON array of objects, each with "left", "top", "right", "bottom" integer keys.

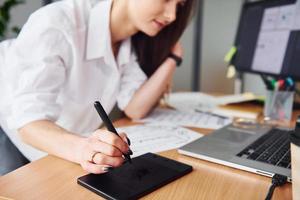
[{"left": 164, "top": 2, "right": 177, "bottom": 24}]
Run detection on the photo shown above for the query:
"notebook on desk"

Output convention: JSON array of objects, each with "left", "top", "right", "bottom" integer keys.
[{"left": 178, "top": 123, "right": 292, "bottom": 181}]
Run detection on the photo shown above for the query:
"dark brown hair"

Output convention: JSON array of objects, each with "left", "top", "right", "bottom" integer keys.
[{"left": 132, "top": 0, "right": 196, "bottom": 77}]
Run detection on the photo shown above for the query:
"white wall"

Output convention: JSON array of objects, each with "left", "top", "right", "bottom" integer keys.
[
  {"left": 243, "top": 74, "right": 266, "bottom": 95},
  {"left": 201, "top": 0, "right": 243, "bottom": 94},
  {"left": 173, "top": 20, "right": 195, "bottom": 91},
  {"left": 200, "top": 0, "right": 268, "bottom": 95},
  {"left": 174, "top": 0, "right": 245, "bottom": 93}
]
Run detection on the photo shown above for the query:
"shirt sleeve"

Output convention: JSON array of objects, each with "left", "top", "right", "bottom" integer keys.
[
  {"left": 117, "top": 60, "right": 147, "bottom": 111},
  {"left": 4, "top": 11, "right": 70, "bottom": 130}
]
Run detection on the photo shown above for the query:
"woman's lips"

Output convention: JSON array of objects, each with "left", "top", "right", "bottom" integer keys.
[{"left": 153, "top": 20, "right": 166, "bottom": 29}]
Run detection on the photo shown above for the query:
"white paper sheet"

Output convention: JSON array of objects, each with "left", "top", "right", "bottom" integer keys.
[
  {"left": 214, "top": 93, "right": 257, "bottom": 105},
  {"left": 252, "top": 30, "right": 290, "bottom": 74},
  {"left": 166, "top": 92, "right": 259, "bottom": 119},
  {"left": 136, "top": 108, "right": 232, "bottom": 129},
  {"left": 117, "top": 125, "right": 203, "bottom": 157},
  {"left": 166, "top": 92, "right": 217, "bottom": 112},
  {"left": 167, "top": 92, "right": 257, "bottom": 111},
  {"left": 211, "top": 107, "right": 259, "bottom": 120},
  {"left": 261, "top": 7, "right": 280, "bottom": 31},
  {"left": 277, "top": 5, "right": 296, "bottom": 30}
]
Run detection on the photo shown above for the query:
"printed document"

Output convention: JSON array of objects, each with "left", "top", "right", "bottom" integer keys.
[
  {"left": 136, "top": 108, "right": 232, "bottom": 129},
  {"left": 166, "top": 92, "right": 217, "bottom": 112},
  {"left": 117, "top": 125, "right": 203, "bottom": 157},
  {"left": 166, "top": 92, "right": 259, "bottom": 119}
]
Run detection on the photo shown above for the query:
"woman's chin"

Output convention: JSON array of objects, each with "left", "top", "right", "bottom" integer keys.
[{"left": 142, "top": 29, "right": 160, "bottom": 37}]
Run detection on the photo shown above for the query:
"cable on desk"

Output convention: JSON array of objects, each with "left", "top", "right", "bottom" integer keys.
[{"left": 265, "top": 174, "right": 287, "bottom": 200}]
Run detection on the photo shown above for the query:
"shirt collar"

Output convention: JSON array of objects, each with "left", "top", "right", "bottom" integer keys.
[
  {"left": 86, "top": 0, "right": 133, "bottom": 66},
  {"left": 117, "top": 37, "right": 132, "bottom": 66},
  {"left": 86, "top": 0, "right": 111, "bottom": 61}
]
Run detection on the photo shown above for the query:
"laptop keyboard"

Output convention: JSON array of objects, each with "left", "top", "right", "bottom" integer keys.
[{"left": 236, "top": 129, "right": 291, "bottom": 169}]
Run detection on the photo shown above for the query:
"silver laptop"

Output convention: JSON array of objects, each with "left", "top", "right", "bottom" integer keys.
[{"left": 178, "top": 123, "right": 292, "bottom": 182}]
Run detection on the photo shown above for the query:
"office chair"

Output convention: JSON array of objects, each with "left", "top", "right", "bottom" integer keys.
[
  {"left": 0, "top": 40, "right": 29, "bottom": 176},
  {"left": 0, "top": 127, "right": 29, "bottom": 175}
]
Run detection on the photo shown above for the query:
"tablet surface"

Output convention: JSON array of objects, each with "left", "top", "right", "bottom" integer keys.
[{"left": 77, "top": 153, "right": 192, "bottom": 200}]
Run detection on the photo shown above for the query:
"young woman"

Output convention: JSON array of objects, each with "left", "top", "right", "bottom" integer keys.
[{"left": 0, "top": 0, "right": 195, "bottom": 174}]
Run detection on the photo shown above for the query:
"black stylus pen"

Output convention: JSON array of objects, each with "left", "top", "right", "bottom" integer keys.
[{"left": 94, "top": 101, "right": 132, "bottom": 163}]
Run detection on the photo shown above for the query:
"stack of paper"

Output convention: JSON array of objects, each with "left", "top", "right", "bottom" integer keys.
[
  {"left": 214, "top": 93, "right": 258, "bottom": 105},
  {"left": 166, "top": 92, "right": 217, "bottom": 112},
  {"left": 167, "top": 92, "right": 261, "bottom": 119},
  {"left": 211, "top": 107, "right": 259, "bottom": 120},
  {"left": 136, "top": 108, "right": 232, "bottom": 129}
]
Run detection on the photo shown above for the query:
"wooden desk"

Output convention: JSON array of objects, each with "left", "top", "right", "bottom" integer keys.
[{"left": 0, "top": 108, "right": 299, "bottom": 200}]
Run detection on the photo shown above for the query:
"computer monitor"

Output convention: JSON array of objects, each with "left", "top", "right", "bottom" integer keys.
[{"left": 233, "top": 0, "right": 300, "bottom": 80}]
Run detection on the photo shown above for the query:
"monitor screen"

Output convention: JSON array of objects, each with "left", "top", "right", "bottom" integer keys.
[{"left": 233, "top": 0, "right": 300, "bottom": 80}]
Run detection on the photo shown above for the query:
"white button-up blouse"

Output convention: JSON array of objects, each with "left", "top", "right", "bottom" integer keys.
[{"left": 0, "top": 0, "right": 147, "bottom": 161}]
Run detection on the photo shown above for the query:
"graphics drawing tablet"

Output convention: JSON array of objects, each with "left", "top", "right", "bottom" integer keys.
[{"left": 77, "top": 153, "right": 192, "bottom": 200}]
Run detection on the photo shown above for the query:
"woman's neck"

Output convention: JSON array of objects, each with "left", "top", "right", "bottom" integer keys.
[{"left": 110, "top": 0, "right": 138, "bottom": 45}]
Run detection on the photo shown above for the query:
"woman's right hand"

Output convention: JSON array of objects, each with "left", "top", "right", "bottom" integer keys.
[{"left": 78, "top": 129, "right": 130, "bottom": 174}]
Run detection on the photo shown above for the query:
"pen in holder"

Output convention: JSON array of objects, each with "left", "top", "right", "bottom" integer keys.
[
  {"left": 261, "top": 76, "right": 295, "bottom": 125},
  {"left": 264, "top": 89, "right": 294, "bottom": 124}
]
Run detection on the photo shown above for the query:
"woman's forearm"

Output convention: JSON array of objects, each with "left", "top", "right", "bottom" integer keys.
[
  {"left": 19, "top": 120, "right": 130, "bottom": 174},
  {"left": 18, "top": 120, "right": 85, "bottom": 163},
  {"left": 124, "top": 58, "right": 177, "bottom": 119}
]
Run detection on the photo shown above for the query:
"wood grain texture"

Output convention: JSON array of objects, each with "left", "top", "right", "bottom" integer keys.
[{"left": 291, "top": 143, "right": 300, "bottom": 200}]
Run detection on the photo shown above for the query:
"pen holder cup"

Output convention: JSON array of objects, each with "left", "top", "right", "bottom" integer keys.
[
  {"left": 291, "top": 130, "right": 300, "bottom": 200},
  {"left": 264, "top": 90, "right": 294, "bottom": 124}
]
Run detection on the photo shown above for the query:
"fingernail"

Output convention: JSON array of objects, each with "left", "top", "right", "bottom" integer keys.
[
  {"left": 107, "top": 167, "right": 114, "bottom": 171},
  {"left": 123, "top": 155, "right": 132, "bottom": 163},
  {"left": 126, "top": 137, "right": 131, "bottom": 146},
  {"left": 103, "top": 166, "right": 113, "bottom": 172},
  {"left": 127, "top": 149, "right": 133, "bottom": 155},
  {"left": 103, "top": 167, "right": 109, "bottom": 172}
]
